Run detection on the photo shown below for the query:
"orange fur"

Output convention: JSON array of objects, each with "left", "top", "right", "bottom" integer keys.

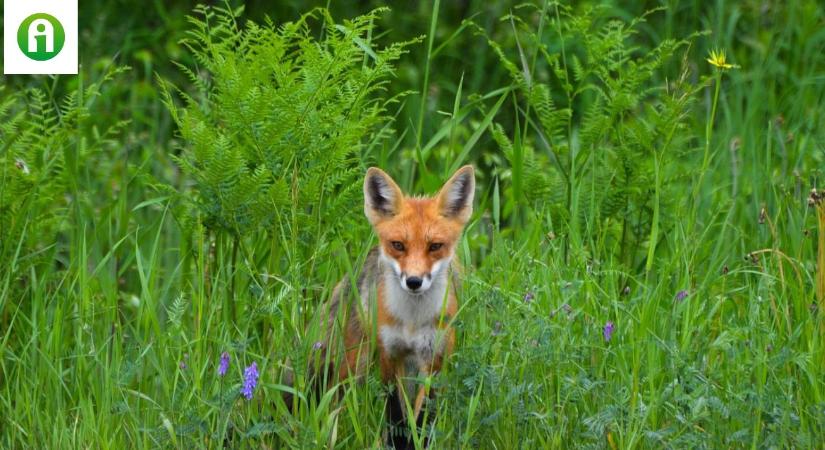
[{"left": 319, "top": 165, "right": 474, "bottom": 426}]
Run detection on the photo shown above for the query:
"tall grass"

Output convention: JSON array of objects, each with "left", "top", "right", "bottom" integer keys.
[{"left": 1, "top": 0, "right": 824, "bottom": 448}]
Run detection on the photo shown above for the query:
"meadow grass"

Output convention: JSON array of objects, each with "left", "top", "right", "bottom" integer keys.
[{"left": 1, "top": 0, "right": 824, "bottom": 448}]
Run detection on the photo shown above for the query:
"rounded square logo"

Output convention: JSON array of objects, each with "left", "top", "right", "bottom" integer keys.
[{"left": 4, "top": 0, "right": 78, "bottom": 74}]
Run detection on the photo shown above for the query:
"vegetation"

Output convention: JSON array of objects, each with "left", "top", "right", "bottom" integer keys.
[{"left": 1, "top": 0, "right": 824, "bottom": 448}]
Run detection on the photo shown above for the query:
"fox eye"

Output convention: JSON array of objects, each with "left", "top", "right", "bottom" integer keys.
[
  {"left": 391, "top": 241, "right": 405, "bottom": 251},
  {"left": 429, "top": 243, "right": 443, "bottom": 252}
]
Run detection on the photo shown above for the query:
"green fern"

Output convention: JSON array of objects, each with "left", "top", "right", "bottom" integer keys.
[
  {"left": 166, "top": 294, "right": 189, "bottom": 330},
  {"left": 162, "top": 5, "right": 419, "bottom": 299},
  {"left": 481, "top": 4, "right": 703, "bottom": 268}
]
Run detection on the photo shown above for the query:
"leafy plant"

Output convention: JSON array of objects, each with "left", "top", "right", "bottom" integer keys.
[
  {"left": 480, "top": 4, "right": 704, "bottom": 270},
  {"left": 0, "top": 69, "right": 124, "bottom": 289},
  {"left": 162, "top": 4, "right": 417, "bottom": 256},
  {"left": 0, "top": 87, "right": 68, "bottom": 278}
]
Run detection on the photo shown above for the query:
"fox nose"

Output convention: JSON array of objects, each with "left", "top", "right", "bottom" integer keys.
[{"left": 405, "top": 276, "right": 423, "bottom": 291}]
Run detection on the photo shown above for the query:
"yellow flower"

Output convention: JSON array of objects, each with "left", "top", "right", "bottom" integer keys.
[{"left": 706, "top": 49, "right": 739, "bottom": 70}]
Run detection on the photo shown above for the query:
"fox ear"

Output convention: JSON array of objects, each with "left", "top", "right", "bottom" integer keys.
[
  {"left": 436, "top": 165, "right": 475, "bottom": 223},
  {"left": 364, "top": 167, "right": 404, "bottom": 225}
]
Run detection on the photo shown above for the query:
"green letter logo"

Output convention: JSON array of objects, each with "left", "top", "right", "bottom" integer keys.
[{"left": 17, "top": 13, "right": 65, "bottom": 61}]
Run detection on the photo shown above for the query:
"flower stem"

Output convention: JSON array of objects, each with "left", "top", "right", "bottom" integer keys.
[
  {"left": 690, "top": 71, "right": 723, "bottom": 231},
  {"left": 816, "top": 203, "right": 825, "bottom": 305},
  {"left": 698, "top": 72, "right": 721, "bottom": 198}
]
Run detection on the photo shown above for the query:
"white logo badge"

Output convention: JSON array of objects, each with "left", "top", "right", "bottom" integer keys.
[{"left": 4, "top": 0, "right": 78, "bottom": 74}]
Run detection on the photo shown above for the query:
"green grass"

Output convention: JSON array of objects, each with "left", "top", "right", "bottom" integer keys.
[{"left": 2, "top": 0, "right": 825, "bottom": 448}]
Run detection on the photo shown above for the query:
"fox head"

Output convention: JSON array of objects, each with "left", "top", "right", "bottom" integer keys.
[{"left": 364, "top": 165, "right": 475, "bottom": 294}]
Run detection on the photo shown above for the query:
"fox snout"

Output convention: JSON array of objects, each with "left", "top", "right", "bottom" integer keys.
[
  {"left": 396, "top": 254, "right": 453, "bottom": 294},
  {"left": 405, "top": 276, "right": 423, "bottom": 290},
  {"left": 400, "top": 273, "right": 431, "bottom": 293}
]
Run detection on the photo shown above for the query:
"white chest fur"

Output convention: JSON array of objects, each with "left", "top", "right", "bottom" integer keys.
[
  {"left": 379, "top": 268, "right": 450, "bottom": 364},
  {"left": 380, "top": 324, "right": 440, "bottom": 367}
]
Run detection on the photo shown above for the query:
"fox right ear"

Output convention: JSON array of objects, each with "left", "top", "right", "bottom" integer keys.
[
  {"left": 364, "top": 167, "right": 403, "bottom": 225},
  {"left": 436, "top": 165, "right": 475, "bottom": 223}
]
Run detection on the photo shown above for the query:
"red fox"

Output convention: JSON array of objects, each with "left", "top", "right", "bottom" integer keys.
[{"left": 315, "top": 165, "right": 474, "bottom": 437}]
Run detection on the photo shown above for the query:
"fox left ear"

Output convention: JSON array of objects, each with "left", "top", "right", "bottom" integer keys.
[
  {"left": 436, "top": 165, "right": 475, "bottom": 223},
  {"left": 364, "top": 167, "right": 404, "bottom": 225}
]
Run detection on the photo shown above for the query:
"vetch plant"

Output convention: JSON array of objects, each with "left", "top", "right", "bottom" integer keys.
[
  {"left": 241, "top": 362, "right": 259, "bottom": 400},
  {"left": 603, "top": 321, "right": 615, "bottom": 342},
  {"left": 218, "top": 352, "right": 230, "bottom": 377}
]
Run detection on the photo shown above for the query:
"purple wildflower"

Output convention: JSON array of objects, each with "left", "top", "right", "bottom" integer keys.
[
  {"left": 241, "top": 362, "right": 259, "bottom": 400},
  {"left": 179, "top": 353, "right": 189, "bottom": 370},
  {"left": 523, "top": 292, "right": 534, "bottom": 303},
  {"left": 603, "top": 321, "right": 615, "bottom": 342},
  {"left": 218, "top": 352, "right": 230, "bottom": 377},
  {"left": 312, "top": 341, "right": 323, "bottom": 351},
  {"left": 675, "top": 290, "right": 689, "bottom": 302}
]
